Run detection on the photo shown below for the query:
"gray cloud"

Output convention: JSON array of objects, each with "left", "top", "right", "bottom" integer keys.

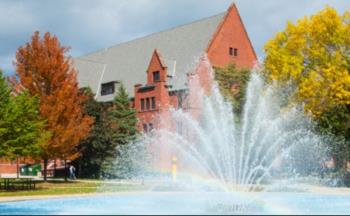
[{"left": 0, "top": 0, "right": 349, "bottom": 75}]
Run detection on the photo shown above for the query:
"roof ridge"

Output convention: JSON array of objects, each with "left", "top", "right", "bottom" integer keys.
[{"left": 78, "top": 12, "right": 225, "bottom": 59}]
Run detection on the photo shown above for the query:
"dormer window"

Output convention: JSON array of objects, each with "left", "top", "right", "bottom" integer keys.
[
  {"left": 229, "top": 47, "right": 238, "bottom": 57},
  {"left": 153, "top": 71, "right": 160, "bottom": 82},
  {"left": 101, "top": 82, "right": 115, "bottom": 96}
]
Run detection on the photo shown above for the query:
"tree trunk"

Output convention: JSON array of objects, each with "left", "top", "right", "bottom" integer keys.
[
  {"left": 78, "top": 159, "right": 81, "bottom": 178},
  {"left": 333, "top": 155, "right": 345, "bottom": 171},
  {"left": 16, "top": 157, "right": 19, "bottom": 179},
  {"left": 43, "top": 159, "right": 48, "bottom": 182},
  {"left": 53, "top": 159, "right": 56, "bottom": 178},
  {"left": 64, "top": 159, "right": 68, "bottom": 182}
]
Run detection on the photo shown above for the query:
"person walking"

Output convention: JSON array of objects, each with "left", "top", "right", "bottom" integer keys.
[{"left": 69, "top": 165, "right": 76, "bottom": 180}]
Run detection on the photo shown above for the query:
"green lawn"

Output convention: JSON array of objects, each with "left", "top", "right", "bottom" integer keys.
[{"left": 0, "top": 179, "right": 149, "bottom": 197}]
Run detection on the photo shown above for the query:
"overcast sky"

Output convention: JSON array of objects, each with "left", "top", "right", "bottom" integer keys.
[{"left": 0, "top": 0, "right": 349, "bottom": 75}]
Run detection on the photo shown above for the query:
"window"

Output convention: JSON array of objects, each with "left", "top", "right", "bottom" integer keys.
[
  {"left": 153, "top": 71, "right": 160, "bottom": 82},
  {"left": 101, "top": 82, "right": 115, "bottom": 96},
  {"left": 141, "top": 99, "right": 145, "bottom": 111},
  {"left": 143, "top": 123, "right": 154, "bottom": 133},
  {"left": 149, "top": 123, "right": 154, "bottom": 132},
  {"left": 151, "top": 97, "right": 156, "bottom": 109},
  {"left": 146, "top": 98, "right": 150, "bottom": 110},
  {"left": 234, "top": 48, "right": 238, "bottom": 56},
  {"left": 141, "top": 97, "right": 155, "bottom": 111},
  {"left": 143, "top": 124, "right": 148, "bottom": 133},
  {"left": 229, "top": 47, "right": 238, "bottom": 57}
]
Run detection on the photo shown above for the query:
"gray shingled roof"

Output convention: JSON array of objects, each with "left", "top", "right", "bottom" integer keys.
[{"left": 75, "top": 13, "right": 225, "bottom": 101}]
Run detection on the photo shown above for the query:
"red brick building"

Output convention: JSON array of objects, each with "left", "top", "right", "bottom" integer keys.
[{"left": 75, "top": 3, "right": 256, "bottom": 133}]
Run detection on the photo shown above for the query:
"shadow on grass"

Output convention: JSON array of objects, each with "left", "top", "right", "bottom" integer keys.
[{"left": 39, "top": 181, "right": 71, "bottom": 185}]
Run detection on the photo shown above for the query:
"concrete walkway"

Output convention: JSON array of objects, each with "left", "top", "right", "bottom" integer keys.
[{"left": 308, "top": 185, "right": 350, "bottom": 195}]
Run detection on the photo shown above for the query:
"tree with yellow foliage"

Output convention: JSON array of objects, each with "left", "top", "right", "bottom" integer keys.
[{"left": 263, "top": 6, "right": 350, "bottom": 170}]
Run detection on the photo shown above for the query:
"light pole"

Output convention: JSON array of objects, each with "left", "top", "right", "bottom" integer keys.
[{"left": 172, "top": 156, "right": 177, "bottom": 183}]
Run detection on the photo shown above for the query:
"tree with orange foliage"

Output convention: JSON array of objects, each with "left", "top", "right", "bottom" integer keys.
[{"left": 14, "top": 31, "right": 93, "bottom": 181}]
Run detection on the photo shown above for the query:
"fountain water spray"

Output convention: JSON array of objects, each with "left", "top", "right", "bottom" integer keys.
[{"left": 144, "top": 57, "right": 327, "bottom": 192}]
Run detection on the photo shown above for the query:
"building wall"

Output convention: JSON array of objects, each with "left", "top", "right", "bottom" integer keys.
[
  {"left": 0, "top": 158, "right": 28, "bottom": 175},
  {"left": 134, "top": 50, "right": 174, "bottom": 133},
  {"left": 135, "top": 4, "right": 257, "bottom": 130},
  {"left": 0, "top": 163, "right": 18, "bottom": 174}
]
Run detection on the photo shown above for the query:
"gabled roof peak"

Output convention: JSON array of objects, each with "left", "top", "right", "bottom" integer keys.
[{"left": 151, "top": 49, "right": 167, "bottom": 70}]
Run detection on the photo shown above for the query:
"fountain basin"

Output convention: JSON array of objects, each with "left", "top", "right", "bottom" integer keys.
[{"left": 1, "top": 191, "right": 350, "bottom": 215}]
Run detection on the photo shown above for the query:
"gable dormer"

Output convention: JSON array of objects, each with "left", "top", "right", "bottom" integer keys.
[
  {"left": 206, "top": 3, "right": 257, "bottom": 69},
  {"left": 146, "top": 49, "right": 168, "bottom": 84}
]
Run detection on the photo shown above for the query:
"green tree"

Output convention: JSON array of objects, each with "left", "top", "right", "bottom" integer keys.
[
  {"left": 214, "top": 64, "right": 250, "bottom": 115},
  {"left": 317, "top": 104, "right": 350, "bottom": 170},
  {"left": 75, "top": 88, "right": 117, "bottom": 178},
  {"left": 110, "top": 84, "right": 138, "bottom": 146},
  {"left": 0, "top": 70, "right": 10, "bottom": 110},
  {"left": 102, "top": 84, "right": 139, "bottom": 179},
  {"left": 75, "top": 85, "right": 139, "bottom": 179},
  {"left": 0, "top": 70, "right": 49, "bottom": 177},
  {"left": 0, "top": 69, "right": 11, "bottom": 157}
]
